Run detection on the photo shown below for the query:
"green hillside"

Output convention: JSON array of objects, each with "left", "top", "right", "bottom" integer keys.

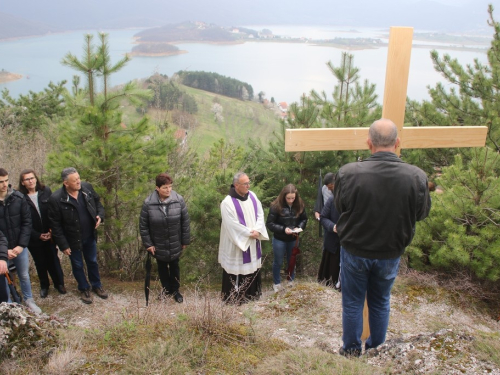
[{"left": 122, "top": 82, "right": 282, "bottom": 156}]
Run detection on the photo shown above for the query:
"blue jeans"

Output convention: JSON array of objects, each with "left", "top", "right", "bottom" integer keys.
[
  {"left": 272, "top": 237, "right": 297, "bottom": 285},
  {"left": 340, "top": 248, "right": 400, "bottom": 352},
  {"left": 8, "top": 247, "right": 33, "bottom": 300},
  {"left": 68, "top": 237, "right": 102, "bottom": 291}
]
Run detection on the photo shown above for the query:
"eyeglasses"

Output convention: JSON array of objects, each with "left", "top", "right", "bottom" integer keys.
[
  {"left": 239, "top": 182, "right": 251, "bottom": 186},
  {"left": 23, "top": 177, "right": 36, "bottom": 182}
]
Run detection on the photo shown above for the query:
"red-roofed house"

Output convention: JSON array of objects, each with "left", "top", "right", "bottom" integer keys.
[{"left": 278, "top": 102, "right": 288, "bottom": 113}]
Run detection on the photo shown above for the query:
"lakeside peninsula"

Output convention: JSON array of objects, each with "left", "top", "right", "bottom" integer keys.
[
  {"left": 132, "top": 21, "right": 490, "bottom": 55},
  {"left": 0, "top": 70, "right": 22, "bottom": 83}
]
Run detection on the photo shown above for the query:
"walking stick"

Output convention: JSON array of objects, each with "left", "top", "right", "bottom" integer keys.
[{"left": 361, "top": 298, "right": 370, "bottom": 340}]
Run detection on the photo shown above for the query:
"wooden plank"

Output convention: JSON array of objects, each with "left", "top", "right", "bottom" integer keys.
[
  {"left": 285, "top": 128, "right": 369, "bottom": 151},
  {"left": 381, "top": 27, "right": 413, "bottom": 155},
  {"left": 401, "top": 126, "right": 489, "bottom": 149},
  {"left": 284, "top": 126, "right": 488, "bottom": 152}
]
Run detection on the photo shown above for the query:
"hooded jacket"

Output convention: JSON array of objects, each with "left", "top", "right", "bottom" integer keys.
[
  {"left": 334, "top": 152, "right": 431, "bottom": 259},
  {"left": 139, "top": 190, "right": 190, "bottom": 262},
  {"left": 0, "top": 188, "right": 32, "bottom": 249},
  {"left": 320, "top": 196, "right": 340, "bottom": 254}
]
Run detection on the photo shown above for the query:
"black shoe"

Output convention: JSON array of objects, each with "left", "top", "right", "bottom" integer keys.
[
  {"left": 92, "top": 286, "right": 108, "bottom": 299},
  {"left": 339, "top": 347, "right": 361, "bottom": 358},
  {"left": 56, "top": 285, "right": 67, "bottom": 294},
  {"left": 173, "top": 291, "right": 183, "bottom": 303},
  {"left": 40, "top": 288, "right": 49, "bottom": 298},
  {"left": 80, "top": 289, "right": 93, "bottom": 304}
]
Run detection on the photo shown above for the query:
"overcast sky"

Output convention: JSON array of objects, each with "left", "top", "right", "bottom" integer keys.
[{"left": 0, "top": 0, "right": 496, "bottom": 32}]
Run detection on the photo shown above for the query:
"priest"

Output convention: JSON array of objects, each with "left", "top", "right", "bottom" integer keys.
[{"left": 219, "top": 172, "right": 269, "bottom": 303}]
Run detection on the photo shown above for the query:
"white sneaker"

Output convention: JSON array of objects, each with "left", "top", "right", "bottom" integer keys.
[
  {"left": 288, "top": 280, "right": 294, "bottom": 288},
  {"left": 24, "top": 298, "right": 42, "bottom": 314},
  {"left": 273, "top": 284, "right": 281, "bottom": 292}
]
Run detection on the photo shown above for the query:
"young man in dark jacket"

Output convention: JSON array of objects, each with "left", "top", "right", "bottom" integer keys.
[
  {"left": 0, "top": 168, "right": 41, "bottom": 313},
  {"left": 48, "top": 167, "right": 107, "bottom": 304},
  {"left": 334, "top": 119, "right": 431, "bottom": 356}
]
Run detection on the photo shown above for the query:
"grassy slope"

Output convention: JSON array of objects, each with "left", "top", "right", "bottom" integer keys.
[
  {"left": 3, "top": 275, "right": 500, "bottom": 374},
  {"left": 121, "top": 83, "right": 282, "bottom": 156},
  {"left": 184, "top": 85, "right": 281, "bottom": 155}
]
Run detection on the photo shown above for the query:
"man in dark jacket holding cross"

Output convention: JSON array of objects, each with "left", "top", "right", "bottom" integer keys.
[{"left": 334, "top": 119, "right": 431, "bottom": 356}]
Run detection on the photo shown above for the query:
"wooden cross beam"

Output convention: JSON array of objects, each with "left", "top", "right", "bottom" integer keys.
[
  {"left": 285, "top": 27, "right": 488, "bottom": 156},
  {"left": 285, "top": 27, "right": 488, "bottom": 341}
]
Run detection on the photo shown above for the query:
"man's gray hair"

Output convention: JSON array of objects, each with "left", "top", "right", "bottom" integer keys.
[
  {"left": 233, "top": 172, "right": 247, "bottom": 185},
  {"left": 369, "top": 119, "right": 398, "bottom": 148},
  {"left": 61, "top": 167, "right": 78, "bottom": 181}
]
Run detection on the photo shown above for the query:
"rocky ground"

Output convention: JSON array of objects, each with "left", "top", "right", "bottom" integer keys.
[{"left": 2, "top": 273, "right": 499, "bottom": 374}]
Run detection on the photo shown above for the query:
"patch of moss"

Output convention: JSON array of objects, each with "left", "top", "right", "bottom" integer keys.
[
  {"left": 267, "top": 283, "right": 326, "bottom": 315},
  {"left": 204, "top": 336, "right": 290, "bottom": 373}
]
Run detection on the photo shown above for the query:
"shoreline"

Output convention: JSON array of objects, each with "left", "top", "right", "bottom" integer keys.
[
  {"left": 0, "top": 72, "right": 23, "bottom": 84},
  {"left": 129, "top": 50, "right": 188, "bottom": 57},
  {"left": 0, "top": 27, "right": 147, "bottom": 43},
  {"left": 1, "top": 29, "right": 489, "bottom": 55}
]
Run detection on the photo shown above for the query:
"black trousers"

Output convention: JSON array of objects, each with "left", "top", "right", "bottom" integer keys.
[
  {"left": 0, "top": 275, "right": 8, "bottom": 302},
  {"left": 28, "top": 242, "right": 64, "bottom": 289},
  {"left": 156, "top": 258, "right": 180, "bottom": 294},
  {"left": 221, "top": 268, "right": 262, "bottom": 304}
]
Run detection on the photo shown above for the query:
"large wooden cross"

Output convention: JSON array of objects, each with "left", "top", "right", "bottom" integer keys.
[{"left": 285, "top": 27, "right": 488, "bottom": 340}]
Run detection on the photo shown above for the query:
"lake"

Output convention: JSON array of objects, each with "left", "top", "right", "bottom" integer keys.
[{"left": 0, "top": 27, "right": 489, "bottom": 105}]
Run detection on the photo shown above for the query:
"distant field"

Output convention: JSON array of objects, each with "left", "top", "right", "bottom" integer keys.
[{"left": 120, "top": 83, "right": 282, "bottom": 156}]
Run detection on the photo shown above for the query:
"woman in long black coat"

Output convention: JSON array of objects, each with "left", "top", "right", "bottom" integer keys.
[
  {"left": 317, "top": 196, "right": 341, "bottom": 289},
  {"left": 18, "top": 169, "right": 66, "bottom": 298}
]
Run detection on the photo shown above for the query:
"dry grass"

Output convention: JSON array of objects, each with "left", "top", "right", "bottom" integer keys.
[
  {"left": 252, "top": 347, "right": 375, "bottom": 375},
  {"left": 1, "top": 276, "right": 499, "bottom": 375},
  {"left": 0, "top": 125, "right": 52, "bottom": 179},
  {"left": 43, "top": 348, "right": 86, "bottom": 375}
]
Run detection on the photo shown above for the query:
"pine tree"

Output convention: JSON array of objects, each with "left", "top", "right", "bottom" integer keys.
[
  {"left": 48, "top": 33, "right": 177, "bottom": 274},
  {"left": 408, "top": 148, "right": 500, "bottom": 281},
  {"left": 310, "top": 52, "right": 381, "bottom": 128},
  {"left": 406, "top": 5, "right": 500, "bottom": 153},
  {"left": 405, "top": 6, "right": 500, "bottom": 281}
]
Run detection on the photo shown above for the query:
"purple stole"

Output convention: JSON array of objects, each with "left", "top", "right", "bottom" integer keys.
[{"left": 231, "top": 193, "right": 262, "bottom": 264}]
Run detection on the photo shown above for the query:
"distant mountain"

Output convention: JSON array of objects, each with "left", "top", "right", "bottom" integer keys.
[
  {"left": 0, "top": 11, "right": 59, "bottom": 40},
  {"left": 136, "top": 22, "right": 239, "bottom": 43},
  {"left": 0, "top": 0, "right": 494, "bottom": 38}
]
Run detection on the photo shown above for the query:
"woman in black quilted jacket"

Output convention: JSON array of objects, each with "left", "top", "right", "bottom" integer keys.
[{"left": 139, "top": 173, "right": 190, "bottom": 303}]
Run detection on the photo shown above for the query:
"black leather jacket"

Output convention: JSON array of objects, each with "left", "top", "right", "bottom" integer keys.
[
  {"left": 334, "top": 152, "right": 431, "bottom": 259},
  {"left": 48, "top": 182, "right": 105, "bottom": 252},
  {"left": 266, "top": 205, "right": 307, "bottom": 242},
  {"left": 139, "top": 190, "right": 190, "bottom": 262},
  {"left": 0, "top": 188, "right": 32, "bottom": 249}
]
